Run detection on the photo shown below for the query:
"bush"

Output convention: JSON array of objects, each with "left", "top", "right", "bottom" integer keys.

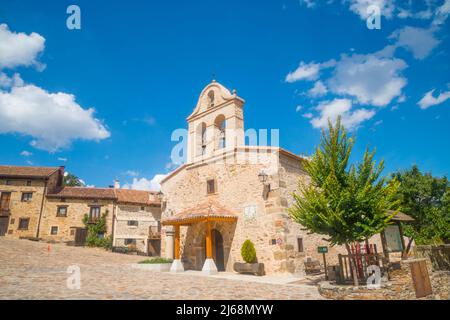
[
  {"left": 139, "top": 257, "right": 173, "bottom": 264},
  {"left": 241, "top": 239, "right": 257, "bottom": 263}
]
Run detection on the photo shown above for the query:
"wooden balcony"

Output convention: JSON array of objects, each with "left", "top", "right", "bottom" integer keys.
[
  {"left": 0, "top": 208, "right": 10, "bottom": 216},
  {"left": 149, "top": 226, "right": 161, "bottom": 239}
]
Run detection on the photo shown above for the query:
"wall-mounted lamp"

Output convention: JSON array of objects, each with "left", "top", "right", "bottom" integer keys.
[{"left": 258, "top": 170, "right": 270, "bottom": 200}]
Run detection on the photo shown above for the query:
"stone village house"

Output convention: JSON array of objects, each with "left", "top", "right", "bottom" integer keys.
[{"left": 0, "top": 166, "right": 161, "bottom": 255}]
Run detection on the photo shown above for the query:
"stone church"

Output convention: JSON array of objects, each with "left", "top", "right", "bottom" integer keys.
[{"left": 160, "top": 80, "right": 343, "bottom": 275}]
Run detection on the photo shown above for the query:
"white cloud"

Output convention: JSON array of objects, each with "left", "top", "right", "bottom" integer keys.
[
  {"left": 0, "top": 72, "right": 24, "bottom": 88},
  {"left": 285, "top": 62, "right": 321, "bottom": 82},
  {"left": 302, "top": 112, "right": 314, "bottom": 119},
  {"left": 20, "top": 150, "right": 32, "bottom": 157},
  {"left": 308, "top": 80, "right": 328, "bottom": 97},
  {"left": 300, "top": 0, "right": 316, "bottom": 8},
  {"left": 122, "top": 174, "right": 167, "bottom": 191},
  {"left": 328, "top": 53, "right": 407, "bottom": 107},
  {"left": 125, "top": 170, "right": 139, "bottom": 177},
  {"left": 0, "top": 24, "right": 45, "bottom": 70},
  {"left": 295, "top": 105, "right": 303, "bottom": 112},
  {"left": 347, "top": 0, "right": 395, "bottom": 20},
  {"left": 390, "top": 27, "right": 440, "bottom": 60},
  {"left": 57, "top": 157, "right": 68, "bottom": 162},
  {"left": 433, "top": 0, "right": 450, "bottom": 25},
  {"left": 310, "top": 98, "right": 375, "bottom": 130},
  {"left": 418, "top": 88, "right": 450, "bottom": 109},
  {"left": 0, "top": 84, "right": 110, "bottom": 152}
]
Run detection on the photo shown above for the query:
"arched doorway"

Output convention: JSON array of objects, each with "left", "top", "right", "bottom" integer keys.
[{"left": 211, "top": 229, "right": 225, "bottom": 271}]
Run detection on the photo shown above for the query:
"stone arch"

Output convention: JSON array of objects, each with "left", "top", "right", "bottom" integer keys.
[
  {"left": 196, "top": 122, "right": 207, "bottom": 156},
  {"left": 214, "top": 114, "right": 226, "bottom": 150}
]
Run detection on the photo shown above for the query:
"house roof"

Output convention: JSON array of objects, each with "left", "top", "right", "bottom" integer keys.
[
  {"left": 46, "top": 186, "right": 161, "bottom": 205},
  {"left": 388, "top": 210, "right": 415, "bottom": 222},
  {"left": 47, "top": 187, "right": 117, "bottom": 200},
  {"left": 115, "top": 189, "right": 160, "bottom": 206},
  {"left": 0, "top": 165, "right": 60, "bottom": 179},
  {"left": 162, "top": 199, "right": 237, "bottom": 225}
]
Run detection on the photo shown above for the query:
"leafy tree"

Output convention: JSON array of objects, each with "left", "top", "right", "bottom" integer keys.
[
  {"left": 64, "top": 173, "right": 84, "bottom": 187},
  {"left": 391, "top": 165, "right": 450, "bottom": 250},
  {"left": 288, "top": 117, "right": 400, "bottom": 285},
  {"left": 241, "top": 240, "right": 257, "bottom": 263}
]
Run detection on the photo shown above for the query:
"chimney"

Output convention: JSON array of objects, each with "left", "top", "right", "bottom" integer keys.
[{"left": 114, "top": 179, "right": 120, "bottom": 189}]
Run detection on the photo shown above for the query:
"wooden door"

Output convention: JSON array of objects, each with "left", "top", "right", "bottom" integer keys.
[
  {"left": 0, "top": 192, "right": 11, "bottom": 210},
  {"left": 212, "top": 229, "right": 225, "bottom": 271},
  {"left": 74, "top": 228, "right": 87, "bottom": 246},
  {"left": 0, "top": 217, "right": 9, "bottom": 236}
]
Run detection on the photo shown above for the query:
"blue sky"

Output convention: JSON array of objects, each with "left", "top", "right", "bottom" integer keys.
[{"left": 0, "top": 0, "right": 449, "bottom": 189}]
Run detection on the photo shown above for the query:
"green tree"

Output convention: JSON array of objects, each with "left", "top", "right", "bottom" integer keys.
[
  {"left": 391, "top": 165, "right": 450, "bottom": 250},
  {"left": 64, "top": 173, "right": 84, "bottom": 187},
  {"left": 288, "top": 117, "right": 400, "bottom": 285}
]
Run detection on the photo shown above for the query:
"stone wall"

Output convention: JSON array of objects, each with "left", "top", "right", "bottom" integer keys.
[
  {"left": 40, "top": 198, "right": 115, "bottom": 242},
  {"left": 319, "top": 259, "right": 450, "bottom": 300},
  {"left": 0, "top": 178, "right": 47, "bottom": 239},
  {"left": 415, "top": 245, "right": 450, "bottom": 271}
]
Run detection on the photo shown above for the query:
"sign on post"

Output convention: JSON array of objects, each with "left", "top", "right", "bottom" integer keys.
[{"left": 318, "top": 246, "right": 329, "bottom": 280}]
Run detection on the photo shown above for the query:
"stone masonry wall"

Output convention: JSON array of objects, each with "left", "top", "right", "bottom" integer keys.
[
  {"left": 0, "top": 178, "right": 47, "bottom": 239},
  {"left": 40, "top": 198, "right": 115, "bottom": 242}
]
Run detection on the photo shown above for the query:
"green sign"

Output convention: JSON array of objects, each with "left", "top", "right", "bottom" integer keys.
[{"left": 318, "top": 246, "right": 328, "bottom": 254}]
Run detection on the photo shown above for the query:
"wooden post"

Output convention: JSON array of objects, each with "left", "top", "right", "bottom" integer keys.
[
  {"left": 323, "top": 252, "right": 328, "bottom": 280},
  {"left": 174, "top": 224, "right": 180, "bottom": 260},
  {"left": 205, "top": 221, "right": 212, "bottom": 259}
]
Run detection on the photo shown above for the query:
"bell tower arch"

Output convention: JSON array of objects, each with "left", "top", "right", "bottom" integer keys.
[{"left": 186, "top": 80, "right": 245, "bottom": 164}]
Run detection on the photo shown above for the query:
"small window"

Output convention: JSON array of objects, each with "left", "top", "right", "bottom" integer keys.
[
  {"left": 208, "top": 90, "right": 215, "bottom": 108},
  {"left": 207, "top": 179, "right": 216, "bottom": 194},
  {"left": 124, "top": 239, "right": 136, "bottom": 245},
  {"left": 18, "top": 218, "right": 30, "bottom": 230},
  {"left": 10, "top": 218, "right": 15, "bottom": 225},
  {"left": 51, "top": 226, "right": 58, "bottom": 235},
  {"left": 70, "top": 229, "right": 76, "bottom": 236},
  {"left": 297, "top": 238, "right": 304, "bottom": 253},
  {"left": 127, "top": 220, "right": 138, "bottom": 227},
  {"left": 6, "top": 180, "right": 12, "bottom": 186},
  {"left": 21, "top": 192, "right": 33, "bottom": 202},
  {"left": 26, "top": 180, "right": 32, "bottom": 186},
  {"left": 57, "top": 206, "right": 68, "bottom": 217},
  {"left": 140, "top": 206, "right": 145, "bottom": 211},
  {"left": 8, "top": 230, "right": 13, "bottom": 235},
  {"left": 89, "top": 206, "right": 101, "bottom": 222}
]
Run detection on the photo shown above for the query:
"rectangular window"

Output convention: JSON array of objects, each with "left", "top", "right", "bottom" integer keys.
[
  {"left": 18, "top": 218, "right": 29, "bottom": 230},
  {"left": 127, "top": 220, "right": 138, "bottom": 227},
  {"left": 26, "top": 180, "right": 32, "bottom": 186},
  {"left": 124, "top": 239, "right": 136, "bottom": 245},
  {"left": 6, "top": 180, "right": 12, "bottom": 185},
  {"left": 297, "top": 238, "right": 304, "bottom": 253},
  {"left": 70, "top": 228, "right": 76, "bottom": 236},
  {"left": 207, "top": 179, "right": 216, "bottom": 194},
  {"left": 21, "top": 192, "right": 33, "bottom": 202},
  {"left": 56, "top": 206, "right": 68, "bottom": 217},
  {"left": 10, "top": 218, "right": 15, "bottom": 225},
  {"left": 51, "top": 226, "right": 58, "bottom": 235},
  {"left": 89, "top": 206, "right": 101, "bottom": 222}
]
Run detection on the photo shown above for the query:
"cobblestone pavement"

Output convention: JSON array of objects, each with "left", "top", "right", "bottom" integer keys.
[{"left": 0, "top": 239, "right": 323, "bottom": 300}]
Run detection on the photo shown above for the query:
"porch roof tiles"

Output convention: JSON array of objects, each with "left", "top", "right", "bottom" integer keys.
[{"left": 162, "top": 200, "right": 237, "bottom": 225}]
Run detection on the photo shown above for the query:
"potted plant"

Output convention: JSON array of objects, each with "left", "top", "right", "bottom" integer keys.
[{"left": 233, "top": 240, "right": 265, "bottom": 276}]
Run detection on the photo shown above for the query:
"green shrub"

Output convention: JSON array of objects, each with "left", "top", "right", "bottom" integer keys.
[
  {"left": 139, "top": 257, "right": 173, "bottom": 264},
  {"left": 241, "top": 239, "right": 257, "bottom": 263}
]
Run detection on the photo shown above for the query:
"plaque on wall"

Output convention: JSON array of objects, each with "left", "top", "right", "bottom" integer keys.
[
  {"left": 384, "top": 225, "right": 403, "bottom": 252},
  {"left": 243, "top": 205, "right": 257, "bottom": 225}
]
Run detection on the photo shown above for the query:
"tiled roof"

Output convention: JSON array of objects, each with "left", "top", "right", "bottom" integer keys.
[
  {"left": 387, "top": 210, "right": 415, "bottom": 222},
  {"left": 47, "top": 186, "right": 161, "bottom": 205},
  {"left": 115, "top": 189, "right": 160, "bottom": 205},
  {"left": 47, "top": 187, "right": 117, "bottom": 200},
  {"left": 0, "top": 165, "right": 60, "bottom": 178},
  {"left": 162, "top": 200, "right": 237, "bottom": 225}
]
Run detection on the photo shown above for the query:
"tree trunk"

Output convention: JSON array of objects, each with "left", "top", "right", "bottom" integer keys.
[
  {"left": 403, "top": 237, "right": 414, "bottom": 258},
  {"left": 345, "top": 243, "right": 359, "bottom": 286}
]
